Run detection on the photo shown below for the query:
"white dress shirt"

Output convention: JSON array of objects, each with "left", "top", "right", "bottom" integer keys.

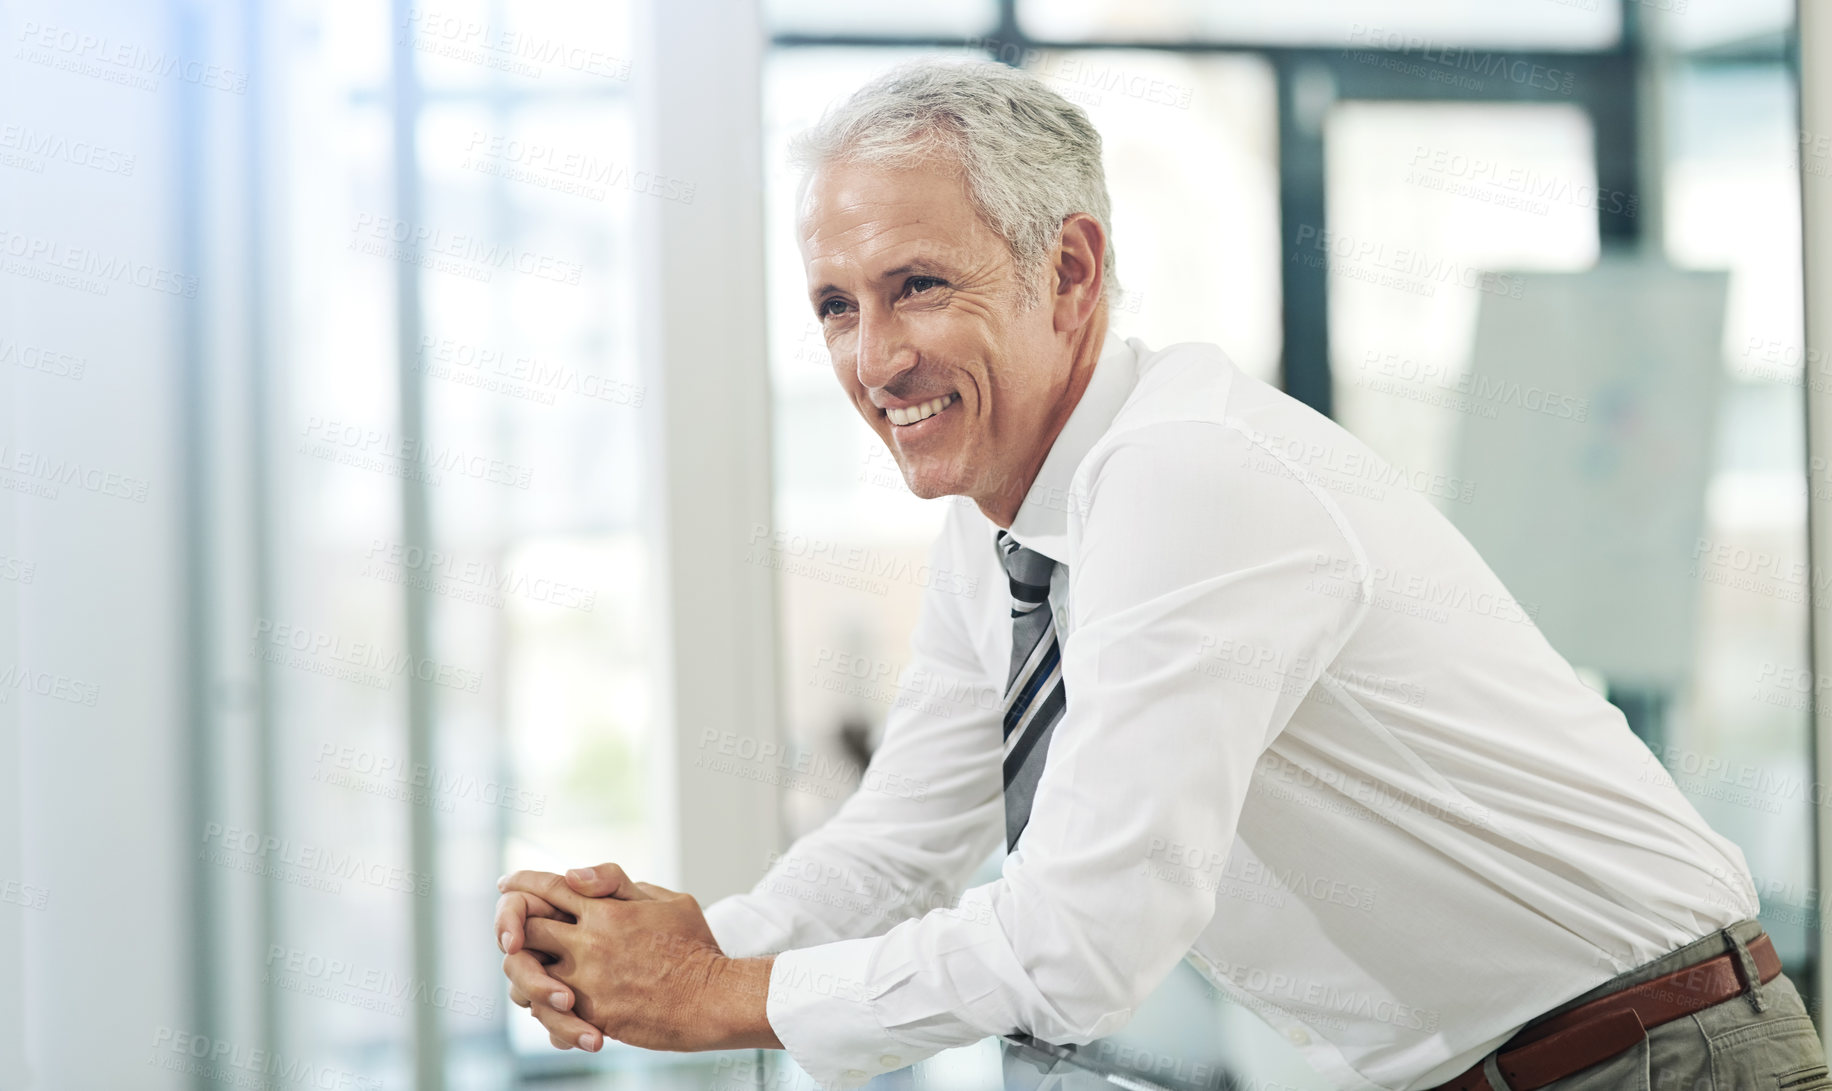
[{"left": 704, "top": 332, "right": 1759, "bottom": 1091}]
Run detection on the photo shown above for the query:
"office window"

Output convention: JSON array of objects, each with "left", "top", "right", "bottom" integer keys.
[
  {"left": 263, "top": 0, "right": 657, "bottom": 1080},
  {"left": 1325, "top": 102, "right": 1599, "bottom": 483},
  {"left": 1038, "top": 49, "right": 1282, "bottom": 381},
  {"left": 1664, "top": 60, "right": 1812, "bottom": 968},
  {"left": 764, "top": 0, "right": 999, "bottom": 37},
  {"left": 1017, "top": 0, "right": 1619, "bottom": 51}
]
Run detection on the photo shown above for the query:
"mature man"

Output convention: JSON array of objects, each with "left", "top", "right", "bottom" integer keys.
[{"left": 494, "top": 60, "right": 1828, "bottom": 1089}]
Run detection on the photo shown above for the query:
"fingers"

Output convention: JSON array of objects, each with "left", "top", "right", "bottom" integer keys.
[
  {"left": 525, "top": 916, "right": 580, "bottom": 960},
  {"left": 524, "top": 1001, "right": 602, "bottom": 1052},
  {"left": 495, "top": 891, "right": 573, "bottom": 957},
  {"left": 562, "top": 862, "right": 653, "bottom": 900},
  {"left": 544, "top": 1021, "right": 603, "bottom": 1052},
  {"left": 498, "top": 870, "right": 588, "bottom": 917},
  {"left": 502, "top": 949, "right": 575, "bottom": 1015}
]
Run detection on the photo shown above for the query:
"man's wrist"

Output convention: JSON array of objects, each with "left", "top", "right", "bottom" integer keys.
[{"left": 700, "top": 954, "right": 782, "bottom": 1050}]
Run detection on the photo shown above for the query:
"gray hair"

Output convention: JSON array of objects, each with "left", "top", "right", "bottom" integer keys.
[{"left": 789, "top": 58, "right": 1119, "bottom": 310}]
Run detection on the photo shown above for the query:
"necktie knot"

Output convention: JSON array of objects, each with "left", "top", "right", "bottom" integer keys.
[{"left": 995, "top": 529, "right": 1055, "bottom": 617}]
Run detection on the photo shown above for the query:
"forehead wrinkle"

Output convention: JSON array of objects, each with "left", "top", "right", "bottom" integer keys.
[
  {"left": 805, "top": 223, "right": 976, "bottom": 300},
  {"left": 799, "top": 164, "right": 1003, "bottom": 297}
]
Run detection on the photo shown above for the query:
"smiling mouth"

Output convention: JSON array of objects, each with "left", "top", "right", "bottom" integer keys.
[{"left": 885, "top": 392, "right": 959, "bottom": 427}]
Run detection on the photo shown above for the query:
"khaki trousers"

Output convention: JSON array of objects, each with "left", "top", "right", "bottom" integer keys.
[{"left": 1470, "top": 918, "right": 1830, "bottom": 1090}]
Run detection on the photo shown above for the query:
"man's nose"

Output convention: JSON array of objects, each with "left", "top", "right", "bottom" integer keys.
[{"left": 854, "top": 307, "right": 916, "bottom": 392}]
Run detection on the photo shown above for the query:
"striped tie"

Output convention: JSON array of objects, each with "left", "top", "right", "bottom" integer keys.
[{"left": 996, "top": 529, "right": 1067, "bottom": 851}]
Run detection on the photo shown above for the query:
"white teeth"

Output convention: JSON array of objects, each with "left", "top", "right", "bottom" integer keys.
[{"left": 887, "top": 393, "right": 957, "bottom": 427}]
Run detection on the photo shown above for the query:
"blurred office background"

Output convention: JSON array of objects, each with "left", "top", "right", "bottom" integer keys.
[{"left": 2, "top": 0, "right": 1829, "bottom": 1088}]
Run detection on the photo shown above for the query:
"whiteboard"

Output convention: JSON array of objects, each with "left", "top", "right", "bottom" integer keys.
[{"left": 1449, "top": 256, "right": 1728, "bottom": 686}]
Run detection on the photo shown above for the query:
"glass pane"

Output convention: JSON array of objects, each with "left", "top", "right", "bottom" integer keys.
[
  {"left": 269, "top": 3, "right": 417, "bottom": 1085},
  {"left": 763, "top": 48, "right": 958, "bottom": 842},
  {"left": 1326, "top": 102, "right": 1600, "bottom": 482},
  {"left": 1018, "top": 0, "right": 1619, "bottom": 51},
  {"left": 1029, "top": 50, "right": 1281, "bottom": 383},
  {"left": 411, "top": 95, "right": 655, "bottom": 1072},
  {"left": 402, "top": 0, "right": 635, "bottom": 92},
  {"left": 764, "top": 0, "right": 998, "bottom": 38},
  {"left": 270, "top": 0, "right": 653, "bottom": 1083},
  {"left": 1658, "top": 0, "right": 1793, "bottom": 54},
  {"left": 1662, "top": 62, "right": 1811, "bottom": 969}
]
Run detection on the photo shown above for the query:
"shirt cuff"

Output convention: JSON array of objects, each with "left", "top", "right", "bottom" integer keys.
[
  {"left": 704, "top": 895, "right": 790, "bottom": 958},
  {"left": 768, "top": 936, "right": 911, "bottom": 1090}
]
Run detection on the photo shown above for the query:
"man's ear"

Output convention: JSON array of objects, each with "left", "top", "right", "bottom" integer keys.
[{"left": 1051, "top": 212, "right": 1107, "bottom": 333}]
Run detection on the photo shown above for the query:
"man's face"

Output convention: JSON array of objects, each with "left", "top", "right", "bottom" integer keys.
[{"left": 798, "top": 159, "right": 1069, "bottom": 505}]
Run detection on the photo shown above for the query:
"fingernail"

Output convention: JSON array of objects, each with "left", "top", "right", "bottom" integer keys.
[
  {"left": 499, "top": 931, "right": 511, "bottom": 953},
  {"left": 551, "top": 991, "right": 571, "bottom": 1011},
  {"left": 577, "top": 1031, "right": 597, "bottom": 1050},
  {"left": 568, "top": 867, "right": 595, "bottom": 884},
  {"left": 496, "top": 874, "right": 508, "bottom": 891}
]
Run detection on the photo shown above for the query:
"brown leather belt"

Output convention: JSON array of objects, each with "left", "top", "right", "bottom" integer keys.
[{"left": 1428, "top": 931, "right": 1782, "bottom": 1091}]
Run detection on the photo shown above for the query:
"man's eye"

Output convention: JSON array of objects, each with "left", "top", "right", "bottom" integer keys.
[
  {"left": 907, "top": 276, "right": 945, "bottom": 294},
  {"left": 818, "top": 298, "right": 851, "bottom": 319}
]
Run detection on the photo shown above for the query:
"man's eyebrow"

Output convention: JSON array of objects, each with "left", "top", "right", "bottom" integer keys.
[
  {"left": 810, "top": 258, "right": 956, "bottom": 301},
  {"left": 880, "top": 259, "right": 952, "bottom": 278}
]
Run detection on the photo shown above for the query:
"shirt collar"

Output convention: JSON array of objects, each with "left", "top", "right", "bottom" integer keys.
[{"left": 1002, "top": 331, "right": 1139, "bottom": 565}]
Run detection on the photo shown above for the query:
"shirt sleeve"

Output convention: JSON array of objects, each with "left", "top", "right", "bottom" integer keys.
[
  {"left": 762, "top": 419, "right": 1370, "bottom": 1089},
  {"left": 703, "top": 502, "right": 1009, "bottom": 962}
]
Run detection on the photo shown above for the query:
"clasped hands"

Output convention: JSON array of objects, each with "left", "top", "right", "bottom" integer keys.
[{"left": 493, "top": 863, "right": 779, "bottom": 1053}]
